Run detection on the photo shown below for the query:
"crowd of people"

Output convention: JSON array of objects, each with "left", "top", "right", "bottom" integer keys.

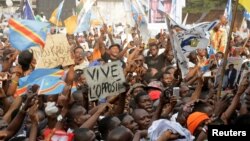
[{"left": 0, "top": 13, "right": 250, "bottom": 141}]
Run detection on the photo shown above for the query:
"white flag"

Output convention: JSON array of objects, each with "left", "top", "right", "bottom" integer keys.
[
  {"left": 166, "top": 16, "right": 189, "bottom": 78},
  {"left": 175, "top": 20, "right": 219, "bottom": 52}
]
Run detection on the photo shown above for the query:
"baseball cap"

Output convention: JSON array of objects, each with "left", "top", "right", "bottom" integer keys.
[{"left": 146, "top": 81, "right": 163, "bottom": 91}]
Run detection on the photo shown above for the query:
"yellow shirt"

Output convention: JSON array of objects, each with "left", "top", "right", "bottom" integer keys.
[{"left": 210, "top": 27, "right": 227, "bottom": 53}]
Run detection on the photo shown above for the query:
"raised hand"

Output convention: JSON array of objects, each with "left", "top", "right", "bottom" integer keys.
[{"left": 27, "top": 100, "right": 39, "bottom": 124}]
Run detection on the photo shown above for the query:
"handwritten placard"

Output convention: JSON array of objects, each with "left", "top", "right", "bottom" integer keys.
[
  {"left": 84, "top": 61, "right": 126, "bottom": 101},
  {"left": 30, "top": 34, "right": 74, "bottom": 69}
]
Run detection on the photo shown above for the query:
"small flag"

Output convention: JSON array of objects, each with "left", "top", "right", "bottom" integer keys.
[
  {"left": 176, "top": 20, "right": 219, "bottom": 52},
  {"left": 71, "top": 82, "right": 77, "bottom": 94},
  {"left": 244, "top": 10, "right": 250, "bottom": 21},
  {"left": 131, "top": 3, "right": 144, "bottom": 24},
  {"left": 239, "top": 0, "right": 250, "bottom": 13},
  {"left": 19, "top": 69, "right": 64, "bottom": 87},
  {"left": 166, "top": 16, "right": 189, "bottom": 78},
  {"left": 76, "top": 0, "right": 96, "bottom": 33},
  {"left": 64, "top": 15, "right": 77, "bottom": 34},
  {"left": 49, "top": 0, "right": 65, "bottom": 26},
  {"left": 8, "top": 18, "right": 50, "bottom": 51},
  {"left": 224, "top": 0, "right": 232, "bottom": 24},
  {"left": 75, "top": 10, "right": 92, "bottom": 33},
  {"left": 16, "top": 76, "right": 65, "bottom": 96},
  {"left": 37, "top": 76, "right": 65, "bottom": 95},
  {"left": 15, "top": 69, "right": 65, "bottom": 97},
  {"left": 23, "top": 0, "right": 35, "bottom": 20}
]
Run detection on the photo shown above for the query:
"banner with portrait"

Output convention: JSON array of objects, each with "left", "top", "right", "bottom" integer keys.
[{"left": 148, "top": 0, "right": 185, "bottom": 30}]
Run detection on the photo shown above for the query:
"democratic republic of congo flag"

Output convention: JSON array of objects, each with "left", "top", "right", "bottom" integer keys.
[
  {"left": 15, "top": 69, "right": 64, "bottom": 97},
  {"left": 8, "top": 18, "right": 50, "bottom": 51},
  {"left": 37, "top": 76, "right": 66, "bottom": 95}
]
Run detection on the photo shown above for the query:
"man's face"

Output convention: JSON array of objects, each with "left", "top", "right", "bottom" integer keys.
[
  {"left": 110, "top": 46, "right": 120, "bottom": 58},
  {"left": 180, "top": 86, "right": 190, "bottom": 97},
  {"left": 229, "top": 65, "right": 234, "bottom": 70},
  {"left": 138, "top": 95, "right": 153, "bottom": 112},
  {"left": 132, "top": 87, "right": 144, "bottom": 97},
  {"left": 220, "top": 16, "right": 228, "bottom": 25},
  {"left": 215, "top": 53, "right": 222, "bottom": 59},
  {"left": 134, "top": 55, "right": 144, "bottom": 67},
  {"left": 75, "top": 107, "right": 91, "bottom": 126},
  {"left": 74, "top": 48, "right": 84, "bottom": 64},
  {"left": 162, "top": 73, "right": 173, "bottom": 86},
  {"left": 151, "top": 0, "right": 158, "bottom": 11},
  {"left": 149, "top": 46, "right": 158, "bottom": 57},
  {"left": 197, "top": 49, "right": 206, "bottom": 57},
  {"left": 166, "top": 51, "right": 174, "bottom": 62},
  {"left": 133, "top": 109, "right": 150, "bottom": 130},
  {"left": 122, "top": 115, "right": 139, "bottom": 133},
  {"left": 164, "top": 0, "right": 172, "bottom": 14}
]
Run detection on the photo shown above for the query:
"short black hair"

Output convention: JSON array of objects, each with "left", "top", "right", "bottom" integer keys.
[
  {"left": 117, "top": 113, "right": 127, "bottom": 122},
  {"left": 18, "top": 50, "right": 33, "bottom": 71},
  {"left": 98, "top": 116, "right": 112, "bottom": 140},
  {"left": 73, "top": 128, "right": 92, "bottom": 141},
  {"left": 74, "top": 46, "right": 84, "bottom": 53},
  {"left": 109, "top": 44, "right": 121, "bottom": 51},
  {"left": 98, "top": 116, "right": 118, "bottom": 140},
  {"left": 234, "top": 114, "right": 250, "bottom": 125},
  {"left": 134, "top": 91, "right": 148, "bottom": 104}
]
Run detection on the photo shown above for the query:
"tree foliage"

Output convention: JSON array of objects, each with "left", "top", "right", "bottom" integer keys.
[{"left": 184, "top": 0, "right": 228, "bottom": 13}]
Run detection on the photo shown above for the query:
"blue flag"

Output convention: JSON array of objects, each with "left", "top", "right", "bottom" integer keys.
[
  {"left": 224, "top": 0, "right": 232, "bottom": 24},
  {"left": 8, "top": 18, "right": 50, "bottom": 51},
  {"left": 75, "top": 10, "right": 92, "bottom": 33},
  {"left": 244, "top": 10, "right": 250, "bottom": 21},
  {"left": 36, "top": 76, "right": 65, "bottom": 95},
  {"left": 23, "top": 0, "right": 35, "bottom": 20},
  {"left": 19, "top": 69, "right": 64, "bottom": 87}
]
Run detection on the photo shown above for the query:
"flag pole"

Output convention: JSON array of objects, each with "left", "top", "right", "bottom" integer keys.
[
  {"left": 165, "top": 14, "right": 179, "bottom": 71},
  {"left": 217, "top": 0, "right": 239, "bottom": 101}
]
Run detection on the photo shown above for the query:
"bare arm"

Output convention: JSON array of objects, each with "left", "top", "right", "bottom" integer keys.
[
  {"left": 4, "top": 94, "right": 36, "bottom": 140},
  {"left": 65, "top": 65, "right": 74, "bottom": 86},
  {"left": 7, "top": 65, "right": 23, "bottom": 96},
  {"left": 3, "top": 96, "right": 22, "bottom": 123},
  {"left": 190, "top": 77, "right": 203, "bottom": 101},
  {"left": 81, "top": 103, "right": 111, "bottom": 129},
  {"left": 221, "top": 80, "right": 249, "bottom": 124}
]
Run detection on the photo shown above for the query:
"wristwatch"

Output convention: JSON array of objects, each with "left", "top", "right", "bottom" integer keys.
[{"left": 57, "top": 114, "right": 63, "bottom": 122}]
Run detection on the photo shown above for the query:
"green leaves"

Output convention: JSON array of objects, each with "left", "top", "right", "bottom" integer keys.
[{"left": 184, "top": 0, "right": 228, "bottom": 13}]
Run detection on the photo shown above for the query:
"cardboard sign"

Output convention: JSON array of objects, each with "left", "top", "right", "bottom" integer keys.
[
  {"left": 227, "top": 57, "right": 243, "bottom": 71},
  {"left": 30, "top": 34, "right": 74, "bottom": 69},
  {"left": 84, "top": 61, "right": 126, "bottom": 101}
]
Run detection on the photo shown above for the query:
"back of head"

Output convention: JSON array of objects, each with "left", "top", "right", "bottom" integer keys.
[
  {"left": 107, "top": 126, "right": 133, "bottom": 141},
  {"left": 73, "top": 128, "right": 95, "bottom": 141},
  {"left": 234, "top": 114, "right": 250, "bottom": 125},
  {"left": 18, "top": 50, "right": 33, "bottom": 71},
  {"left": 98, "top": 116, "right": 113, "bottom": 140}
]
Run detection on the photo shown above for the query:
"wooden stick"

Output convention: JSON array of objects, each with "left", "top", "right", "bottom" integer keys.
[
  {"left": 216, "top": 0, "right": 239, "bottom": 101},
  {"left": 242, "top": 36, "right": 249, "bottom": 48}
]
